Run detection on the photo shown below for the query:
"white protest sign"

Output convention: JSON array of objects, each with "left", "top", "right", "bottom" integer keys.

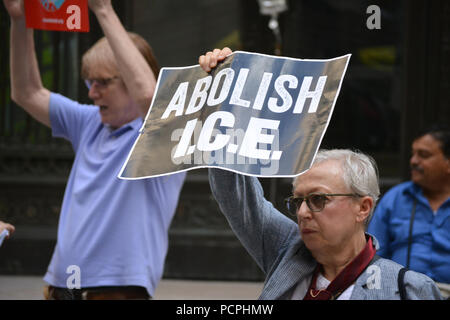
[{"left": 119, "top": 51, "right": 351, "bottom": 179}]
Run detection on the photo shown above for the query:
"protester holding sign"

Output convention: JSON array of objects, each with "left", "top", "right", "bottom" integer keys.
[
  {"left": 5, "top": 0, "right": 185, "bottom": 299},
  {"left": 201, "top": 49, "right": 442, "bottom": 300}
]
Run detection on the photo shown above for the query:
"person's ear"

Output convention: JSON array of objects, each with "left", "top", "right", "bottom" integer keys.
[{"left": 356, "top": 196, "right": 373, "bottom": 223}]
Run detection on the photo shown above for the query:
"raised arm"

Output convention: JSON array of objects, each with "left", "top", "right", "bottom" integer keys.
[
  {"left": 208, "top": 168, "right": 297, "bottom": 274},
  {"left": 200, "top": 48, "right": 298, "bottom": 272},
  {"left": 88, "top": 0, "right": 156, "bottom": 117},
  {"left": 5, "top": 0, "right": 51, "bottom": 127}
]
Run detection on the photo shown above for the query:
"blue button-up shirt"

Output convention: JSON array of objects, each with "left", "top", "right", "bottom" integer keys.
[{"left": 369, "top": 181, "right": 450, "bottom": 283}]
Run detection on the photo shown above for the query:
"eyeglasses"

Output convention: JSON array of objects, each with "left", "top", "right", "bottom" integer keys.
[
  {"left": 284, "top": 193, "right": 363, "bottom": 215},
  {"left": 84, "top": 76, "right": 120, "bottom": 90}
]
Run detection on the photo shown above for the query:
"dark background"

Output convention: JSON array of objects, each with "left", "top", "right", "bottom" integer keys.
[{"left": 0, "top": 0, "right": 449, "bottom": 281}]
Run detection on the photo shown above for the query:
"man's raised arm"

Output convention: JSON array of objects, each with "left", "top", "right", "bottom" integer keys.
[
  {"left": 5, "top": 0, "right": 51, "bottom": 127},
  {"left": 88, "top": 0, "right": 156, "bottom": 117}
]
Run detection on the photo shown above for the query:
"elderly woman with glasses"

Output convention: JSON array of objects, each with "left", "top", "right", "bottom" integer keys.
[
  {"left": 199, "top": 48, "right": 442, "bottom": 300},
  {"left": 201, "top": 48, "right": 441, "bottom": 300},
  {"left": 208, "top": 147, "right": 442, "bottom": 300}
]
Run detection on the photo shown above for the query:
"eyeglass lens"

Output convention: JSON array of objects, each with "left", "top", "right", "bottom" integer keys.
[
  {"left": 84, "top": 77, "right": 117, "bottom": 90},
  {"left": 286, "top": 194, "right": 327, "bottom": 215}
]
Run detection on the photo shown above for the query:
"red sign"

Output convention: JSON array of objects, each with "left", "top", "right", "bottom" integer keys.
[{"left": 24, "top": 0, "right": 89, "bottom": 32}]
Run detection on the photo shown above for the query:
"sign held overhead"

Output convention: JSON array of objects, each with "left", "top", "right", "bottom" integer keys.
[{"left": 119, "top": 51, "right": 351, "bottom": 179}]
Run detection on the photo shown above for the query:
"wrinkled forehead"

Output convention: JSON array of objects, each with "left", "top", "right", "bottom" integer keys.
[{"left": 292, "top": 160, "right": 346, "bottom": 194}]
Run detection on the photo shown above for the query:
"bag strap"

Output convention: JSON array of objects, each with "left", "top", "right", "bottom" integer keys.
[
  {"left": 406, "top": 199, "right": 417, "bottom": 269},
  {"left": 398, "top": 267, "right": 408, "bottom": 300}
]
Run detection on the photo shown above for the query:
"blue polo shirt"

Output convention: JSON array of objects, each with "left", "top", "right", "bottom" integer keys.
[
  {"left": 369, "top": 181, "right": 450, "bottom": 283},
  {"left": 44, "top": 93, "right": 186, "bottom": 295}
]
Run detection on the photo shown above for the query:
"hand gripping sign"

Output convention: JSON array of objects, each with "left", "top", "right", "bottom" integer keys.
[
  {"left": 24, "top": 0, "right": 89, "bottom": 32},
  {"left": 119, "top": 51, "right": 351, "bottom": 179}
]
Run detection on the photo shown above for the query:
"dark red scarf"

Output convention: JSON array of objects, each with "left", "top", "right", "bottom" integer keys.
[{"left": 303, "top": 237, "right": 376, "bottom": 300}]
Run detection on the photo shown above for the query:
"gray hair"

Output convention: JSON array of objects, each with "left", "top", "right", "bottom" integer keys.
[{"left": 293, "top": 149, "right": 380, "bottom": 227}]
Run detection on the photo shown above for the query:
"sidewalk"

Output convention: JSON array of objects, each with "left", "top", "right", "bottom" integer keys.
[{"left": 0, "top": 275, "right": 263, "bottom": 300}]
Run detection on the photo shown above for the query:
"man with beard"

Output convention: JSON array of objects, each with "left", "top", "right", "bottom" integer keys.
[{"left": 368, "top": 124, "right": 450, "bottom": 297}]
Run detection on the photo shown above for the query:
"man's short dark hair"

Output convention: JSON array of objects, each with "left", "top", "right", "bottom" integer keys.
[{"left": 416, "top": 124, "right": 450, "bottom": 158}]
